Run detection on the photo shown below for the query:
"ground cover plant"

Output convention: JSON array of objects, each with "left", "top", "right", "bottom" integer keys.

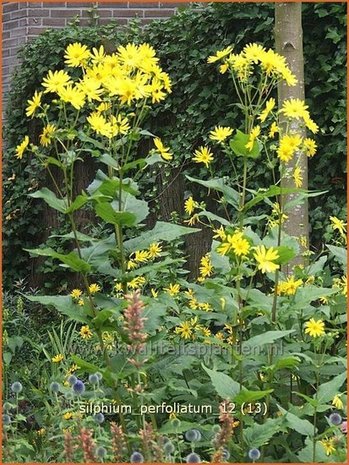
[{"left": 3, "top": 26, "right": 347, "bottom": 465}]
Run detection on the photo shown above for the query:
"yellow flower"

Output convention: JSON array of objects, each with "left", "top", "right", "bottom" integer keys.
[
  {"left": 174, "top": 321, "right": 192, "bottom": 339},
  {"left": 199, "top": 254, "right": 213, "bottom": 278},
  {"left": 42, "top": 69, "right": 71, "bottom": 93},
  {"left": 258, "top": 98, "right": 275, "bottom": 123},
  {"left": 304, "top": 318, "right": 325, "bottom": 338},
  {"left": 87, "top": 112, "right": 112, "bottom": 138},
  {"left": 128, "top": 276, "right": 146, "bottom": 290},
  {"left": 330, "top": 216, "right": 346, "bottom": 237},
  {"left": 114, "top": 282, "right": 123, "bottom": 293},
  {"left": 151, "top": 288, "right": 158, "bottom": 298},
  {"left": 15, "top": 136, "right": 29, "bottom": 159},
  {"left": 80, "top": 325, "right": 93, "bottom": 340},
  {"left": 164, "top": 283, "right": 180, "bottom": 297},
  {"left": 207, "top": 46, "right": 234, "bottom": 63},
  {"left": 70, "top": 289, "right": 82, "bottom": 300},
  {"left": 64, "top": 42, "right": 90, "bottom": 67},
  {"left": 268, "top": 122, "right": 279, "bottom": 138},
  {"left": 148, "top": 242, "right": 162, "bottom": 258},
  {"left": 89, "top": 283, "right": 101, "bottom": 294},
  {"left": 63, "top": 411, "right": 73, "bottom": 420},
  {"left": 332, "top": 276, "right": 347, "bottom": 296},
  {"left": 192, "top": 146, "right": 214, "bottom": 168},
  {"left": 127, "top": 260, "right": 137, "bottom": 270},
  {"left": 332, "top": 394, "right": 344, "bottom": 410},
  {"left": 320, "top": 438, "right": 336, "bottom": 456},
  {"left": 245, "top": 125, "right": 260, "bottom": 151},
  {"left": 276, "top": 276, "right": 303, "bottom": 296},
  {"left": 243, "top": 43, "right": 265, "bottom": 63},
  {"left": 212, "top": 226, "right": 226, "bottom": 241},
  {"left": 184, "top": 196, "right": 197, "bottom": 215},
  {"left": 134, "top": 250, "right": 151, "bottom": 263},
  {"left": 109, "top": 114, "right": 130, "bottom": 136},
  {"left": 26, "top": 91, "right": 42, "bottom": 117},
  {"left": 303, "top": 115, "right": 319, "bottom": 134},
  {"left": 52, "top": 354, "right": 64, "bottom": 363},
  {"left": 217, "top": 231, "right": 250, "bottom": 257},
  {"left": 293, "top": 167, "right": 303, "bottom": 188},
  {"left": 253, "top": 245, "right": 279, "bottom": 273},
  {"left": 209, "top": 126, "right": 233, "bottom": 143},
  {"left": 36, "top": 428, "right": 46, "bottom": 436},
  {"left": 78, "top": 299, "right": 84, "bottom": 306},
  {"left": 78, "top": 76, "right": 103, "bottom": 102},
  {"left": 281, "top": 98, "right": 309, "bottom": 119},
  {"left": 40, "top": 124, "right": 56, "bottom": 147},
  {"left": 153, "top": 137, "right": 173, "bottom": 161},
  {"left": 277, "top": 134, "right": 302, "bottom": 163},
  {"left": 58, "top": 84, "right": 86, "bottom": 110},
  {"left": 303, "top": 138, "right": 317, "bottom": 157},
  {"left": 91, "top": 45, "right": 106, "bottom": 64}
]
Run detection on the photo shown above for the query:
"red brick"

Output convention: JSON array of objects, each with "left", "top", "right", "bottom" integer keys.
[
  {"left": 42, "top": 17, "right": 67, "bottom": 26},
  {"left": 129, "top": 2, "right": 159, "bottom": 8},
  {"left": 3, "top": 38, "right": 21, "bottom": 48},
  {"left": 97, "top": 3, "right": 129, "bottom": 8},
  {"left": 80, "top": 9, "right": 114, "bottom": 17},
  {"left": 112, "top": 9, "right": 144, "bottom": 17},
  {"left": 50, "top": 9, "right": 81, "bottom": 17},
  {"left": 28, "top": 17, "right": 42, "bottom": 25},
  {"left": 19, "top": 18, "right": 28, "bottom": 26},
  {"left": 28, "top": 8, "right": 50, "bottom": 17},
  {"left": 2, "top": 49, "right": 11, "bottom": 58},
  {"left": 27, "top": 26, "right": 51, "bottom": 35},
  {"left": 2, "top": 31, "right": 11, "bottom": 39},
  {"left": 159, "top": 2, "right": 187, "bottom": 6},
  {"left": 144, "top": 9, "right": 175, "bottom": 17},
  {"left": 28, "top": 2, "right": 43, "bottom": 7},
  {"left": 3, "top": 20, "right": 20, "bottom": 31}
]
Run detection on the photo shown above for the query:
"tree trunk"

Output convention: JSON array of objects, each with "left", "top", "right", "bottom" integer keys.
[{"left": 275, "top": 3, "right": 309, "bottom": 271}]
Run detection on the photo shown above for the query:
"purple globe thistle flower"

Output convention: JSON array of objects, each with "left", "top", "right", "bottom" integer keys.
[
  {"left": 3, "top": 402, "right": 12, "bottom": 412},
  {"left": 67, "top": 375, "right": 77, "bottom": 386},
  {"left": 95, "top": 446, "right": 107, "bottom": 458},
  {"left": 49, "top": 382, "right": 60, "bottom": 393},
  {"left": 11, "top": 382, "right": 23, "bottom": 394},
  {"left": 186, "top": 452, "right": 201, "bottom": 463},
  {"left": 73, "top": 380, "right": 85, "bottom": 395},
  {"left": 185, "top": 429, "right": 202, "bottom": 442},
  {"left": 93, "top": 412, "right": 105, "bottom": 424},
  {"left": 330, "top": 412, "right": 342, "bottom": 426},
  {"left": 88, "top": 373, "right": 99, "bottom": 385},
  {"left": 248, "top": 448, "right": 261, "bottom": 461},
  {"left": 163, "top": 441, "right": 175, "bottom": 456},
  {"left": 96, "top": 372, "right": 103, "bottom": 381},
  {"left": 130, "top": 451, "right": 144, "bottom": 463},
  {"left": 3, "top": 414, "right": 11, "bottom": 426}
]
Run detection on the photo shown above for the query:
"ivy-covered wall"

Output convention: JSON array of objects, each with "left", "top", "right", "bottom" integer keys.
[{"left": 3, "top": 2, "right": 346, "bottom": 290}]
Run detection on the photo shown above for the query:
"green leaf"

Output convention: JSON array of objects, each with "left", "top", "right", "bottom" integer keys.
[
  {"left": 242, "top": 330, "right": 295, "bottom": 352},
  {"left": 234, "top": 389, "right": 273, "bottom": 404},
  {"left": 95, "top": 203, "right": 136, "bottom": 226},
  {"left": 78, "top": 130, "right": 105, "bottom": 149},
  {"left": 29, "top": 188, "right": 67, "bottom": 213},
  {"left": 244, "top": 418, "right": 284, "bottom": 448},
  {"left": 65, "top": 194, "right": 88, "bottom": 214},
  {"left": 202, "top": 364, "right": 240, "bottom": 399},
  {"left": 123, "top": 192, "right": 149, "bottom": 224},
  {"left": 294, "top": 286, "right": 337, "bottom": 308},
  {"left": 317, "top": 371, "right": 346, "bottom": 404},
  {"left": 272, "top": 356, "right": 301, "bottom": 372},
  {"left": 99, "top": 153, "right": 119, "bottom": 170},
  {"left": 24, "top": 248, "right": 91, "bottom": 273},
  {"left": 3, "top": 352, "right": 12, "bottom": 365},
  {"left": 275, "top": 246, "right": 296, "bottom": 265},
  {"left": 278, "top": 405, "right": 315, "bottom": 436},
  {"left": 24, "top": 295, "right": 89, "bottom": 323},
  {"left": 297, "top": 438, "right": 329, "bottom": 463},
  {"left": 243, "top": 185, "right": 299, "bottom": 213},
  {"left": 186, "top": 175, "right": 239, "bottom": 208},
  {"left": 327, "top": 244, "right": 347, "bottom": 267},
  {"left": 229, "top": 129, "right": 261, "bottom": 158}
]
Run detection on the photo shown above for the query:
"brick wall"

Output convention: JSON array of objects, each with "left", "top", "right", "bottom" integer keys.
[{"left": 2, "top": 1, "right": 182, "bottom": 107}]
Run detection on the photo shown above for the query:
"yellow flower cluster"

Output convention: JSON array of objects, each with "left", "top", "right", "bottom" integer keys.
[
  {"left": 216, "top": 230, "right": 250, "bottom": 257},
  {"left": 185, "top": 289, "right": 212, "bottom": 312},
  {"left": 276, "top": 276, "right": 303, "bottom": 296},
  {"left": 174, "top": 316, "right": 211, "bottom": 341},
  {"left": 332, "top": 275, "right": 347, "bottom": 296},
  {"left": 127, "top": 242, "right": 162, "bottom": 270},
  {"left": 208, "top": 43, "right": 297, "bottom": 86},
  {"left": 198, "top": 254, "right": 213, "bottom": 280}
]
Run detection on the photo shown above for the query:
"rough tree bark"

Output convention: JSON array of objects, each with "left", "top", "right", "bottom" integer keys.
[{"left": 275, "top": 3, "right": 309, "bottom": 271}]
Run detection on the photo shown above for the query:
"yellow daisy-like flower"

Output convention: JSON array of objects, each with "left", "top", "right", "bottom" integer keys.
[
  {"left": 174, "top": 321, "right": 193, "bottom": 339},
  {"left": 36, "top": 428, "right": 46, "bottom": 436},
  {"left": 134, "top": 250, "right": 151, "bottom": 263},
  {"left": 42, "top": 69, "right": 71, "bottom": 94},
  {"left": 80, "top": 325, "right": 93, "bottom": 340},
  {"left": 78, "top": 299, "right": 84, "bottom": 306},
  {"left": 304, "top": 318, "right": 325, "bottom": 338},
  {"left": 26, "top": 91, "right": 42, "bottom": 117},
  {"left": 89, "top": 283, "right": 101, "bottom": 295},
  {"left": 329, "top": 216, "right": 346, "bottom": 237},
  {"left": 332, "top": 394, "right": 344, "bottom": 410},
  {"left": 209, "top": 126, "right": 233, "bottom": 143},
  {"left": 64, "top": 42, "right": 91, "bottom": 67},
  {"left": 184, "top": 196, "right": 197, "bottom": 215},
  {"left": 192, "top": 146, "right": 214, "bottom": 168},
  {"left": 70, "top": 289, "right": 82, "bottom": 300},
  {"left": 277, "top": 134, "right": 302, "bottom": 163},
  {"left": 164, "top": 283, "right": 180, "bottom": 297},
  {"left": 217, "top": 231, "right": 250, "bottom": 257},
  {"left": 207, "top": 46, "right": 234, "bottom": 63},
  {"left": 58, "top": 84, "right": 86, "bottom": 110},
  {"left": 293, "top": 166, "right": 303, "bottom": 188},
  {"left": 15, "top": 136, "right": 29, "bottom": 160},
  {"left": 320, "top": 438, "right": 336, "bottom": 456},
  {"left": 243, "top": 42, "right": 265, "bottom": 63},
  {"left": 91, "top": 45, "right": 106, "bottom": 64},
  {"left": 268, "top": 122, "right": 279, "bottom": 138},
  {"left": 276, "top": 275, "right": 303, "bottom": 296},
  {"left": 39, "top": 124, "right": 56, "bottom": 147},
  {"left": 253, "top": 245, "right": 279, "bottom": 273},
  {"left": 280, "top": 98, "right": 309, "bottom": 119},
  {"left": 63, "top": 412, "right": 73, "bottom": 420},
  {"left": 245, "top": 125, "right": 261, "bottom": 151},
  {"left": 78, "top": 76, "right": 103, "bottom": 102},
  {"left": 109, "top": 114, "right": 130, "bottom": 137},
  {"left": 212, "top": 226, "right": 226, "bottom": 241},
  {"left": 52, "top": 354, "right": 64, "bottom": 363},
  {"left": 304, "top": 115, "right": 319, "bottom": 134},
  {"left": 87, "top": 112, "right": 112, "bottom": 138},
  {"left": 258, "top": 98, "right": 275, "bottom": 123},
  {"left": 199, "top": 254, "right": 213, "bottom": 278},
  {"left": 128, "top": 276, "right": 146, "bottom": 290},
  {"left": 153, "top": 137, "right": 173, "bottom": 161},
  {"left": 151, "top": 288, "right": 158, "bottom": 298},
  {"left": 303, "top": 138, "right": 317, "bottom": 157},
  {"left": 148, "top": 242, "right": 162, "bottom": 258}
]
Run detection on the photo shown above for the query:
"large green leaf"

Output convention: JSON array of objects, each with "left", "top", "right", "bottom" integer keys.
[
  {"left": 234, "top": 389, "right": 273, "bottom": 404},
  {"left": 244, "top": 418, "right": 284, "bottom": 448},
  {"left": 24, "top": 295, "right": 89, "bottom": 323},
  {"left": 229, "top": 129, "right": 261, "bottom": 158},
  {"left": 317, "top": 371, "right": 346, "bottom": 404},
  {"left": 202, "top": 364, "right": 240, "bottom": 399},
  {"left": 293, "top": 286, "right": 337, "bottom": 308},
  {"left": 123, "top": 193, "right": 149, "bottom": 224},
  {"left": 65, "top": 194, "right": 89, "bottom": 214},
  {"left": 186, "top": 175, "right": 240, "bottom": 208},
  {"left": 95, "top": 203, "right": 136, "bottom": 226},
  {"left": 29, "top": 188, "right": 67, "bottom": 213},
  {"left": 24, "top": 247, "right": 91, "bottom": 273},
  {"left": 242, "top": 330, "right": 295, "bottom": 352},
  {"left": 327, "top": 244, "right": 347, "bottom": 267},
  {"left": 278, "top": 406, "right": 315, "bottom": 436},
  {"left": 297, "top": 438, "right": 329, "bottom": 463}
]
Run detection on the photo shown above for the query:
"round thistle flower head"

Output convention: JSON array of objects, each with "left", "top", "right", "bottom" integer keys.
[
  {"left": 329, "top": 412, "right": 342, "bottom": 426},
  {"left": 89, "top": 373, "right": 99, "bottom": 385},
  {"left": 65, "top": 392, "right": 74, "bottom": 401},
  {"left": 11, "top": 381, "right": 23, "bottom": 394},
  {"left": 163, "top": 441, "right": 175, "bottom": 456},
  {"left": 73, "top": 380, "right": 85, "bottom": 395},
  {"left": 171, "top": 418, "right": 181, "bottom": 428},
  {"left": 212, "top": 424, "right": 221, "bottom": 434},
  {"left": 222, "top": 448, "right": 230, "bottom": 460},
  {"left": 3, "top": 414, "right": 11, "bottom": 426},
  {"left": 95, "top": 372, "right": 103, "bottom": 381},
  {"left": 49, "top": 382, "right": 60, "bottom": 393},
  {"left": 186, "top": 452, "right": 201, "bottom": 463},
  {"left": 185, "top": 429, "right": 202, "bottom": 442},
  {"left": 93, "top": 412, "right": 105, "bottom": 424},
  {"left": 248, "top": 448, "right": 261, "bottom": 460},
  {"left": 95, "top": 446, "right": 107, "bottom": 458},
  {"left": 3, "top": 402, "right": 12, "bottom": 412},
  {"left": 130, "top": 451, "right": 144, "bottom": 463},
  {"left": 68, "top": 375, "right": 77, "bottom": 386}
]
